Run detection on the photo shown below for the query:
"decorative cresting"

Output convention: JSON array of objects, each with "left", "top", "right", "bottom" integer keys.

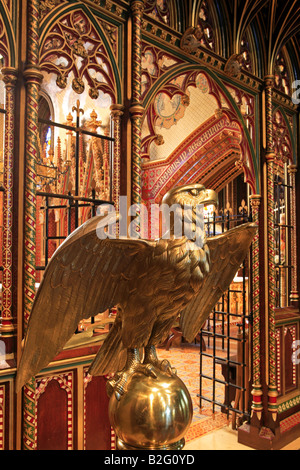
[
  {"left": 16, "top": 183, "right": 256, "bottom": 450},
  {"left": 23, "top": 0, "right": 43, "bottom": 451},
  {"left": 39, "top": 9, "right": 116, "bottom": 101},
  {"left": 264, "top": 75, "right": 278, "bottom": 423},
  {"left": 249, "top": 194, "right": 263, "bottom": 420},
  {"left": 130, "top": 0, "right": 145, "bottom": 214},
  {"left": 0, "top": 68, "right": 17, "bottom": 340}
]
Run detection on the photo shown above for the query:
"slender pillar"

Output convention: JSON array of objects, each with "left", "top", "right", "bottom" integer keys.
[
  {"left": 249, "top": 194, "right": 263, "bottom": 421},
  {"left": 264, "top": 75, "right": 278, "bottom": 423},
  {"left": 0, "top": 68, "right": 18, "bottom": 348},
  {"left": 130, "top": 0, "right": 145, "bottom": 227},
  {"left": 288, "top": 164, "right": 299, "bottom": 307},
  {"left": 110, "top": 104, "right": 124, "bottom": 214},
  {"left": 22, "top": 0, "right": 43, "bottom": 450}
]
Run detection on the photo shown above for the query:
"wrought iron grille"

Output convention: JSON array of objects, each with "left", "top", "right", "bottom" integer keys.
[
  {"left": 36, "top": 101, "right": 115, "bottom": 273},
  {"left": 274, "top": 169, "right": 293, "bottom": 308},
  {"left": 35, "top": 189, "right": 110, "bottom": 272},
  {"left": 199, "top": 195, "right": 252, "bottom": 427},
  {"left": 35, "top": 103, "right": 115, "bottom": 334}
]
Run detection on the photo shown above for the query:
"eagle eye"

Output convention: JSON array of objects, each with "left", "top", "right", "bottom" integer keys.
[{"left": 189, "top": 189, "right": 199, "bottom": 196}]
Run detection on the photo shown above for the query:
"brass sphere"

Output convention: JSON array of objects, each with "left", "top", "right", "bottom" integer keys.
[{"left": 109, "top": 367, "right": 193, "bottom": 450}]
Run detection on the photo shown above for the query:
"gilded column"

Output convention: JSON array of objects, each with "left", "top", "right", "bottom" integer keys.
[
  {"left": 288, "top": 164, "right": 298, "bottom": 306},
  {"left": 264, "top": 75, "right": 278, "bottom": 421},
  {"left": 0, "top": 68, "right": 18, "bottom": 343},
  {"left": 130, "top": 0, "right": 145, "bottom": 224},
  {"left": 110, "top": 104, "right": 124, "bottom": 214},
  {"left": 249, "top": 194, "right": 263, "bottom": 421},
  {"left": 23, "top": 0, "right": 43, "bottom": 450}
]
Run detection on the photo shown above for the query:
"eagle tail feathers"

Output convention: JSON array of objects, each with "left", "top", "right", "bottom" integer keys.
[{"left": 89, "top": 319, "right": 125, "bottom": 376}]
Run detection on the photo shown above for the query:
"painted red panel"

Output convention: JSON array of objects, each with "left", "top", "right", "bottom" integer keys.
[
  {"left": 85, "top": 375, "right": 111, "bottom": 450},
  {"left": 36, "top": 379, "right": 70, "bottom": 450}
]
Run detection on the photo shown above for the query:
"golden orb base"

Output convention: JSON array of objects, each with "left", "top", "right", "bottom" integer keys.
[
  {"left": 116, "top": 437, "right": 186, "bottom": 451},
  {"left": 108, "top": 366, "right": 193, "bottom": 451}
]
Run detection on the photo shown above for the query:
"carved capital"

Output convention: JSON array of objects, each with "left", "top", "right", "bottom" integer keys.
[
  {"left": 23, "top": 66, "right": 43, "bottom": 84},
  {"left": 265, "top": 151, "right": 276, "bottom": 162},
  {"left": 264, "top": 74, "right": 274, "bottom": 88},
  {"left": 129, "top": 103, "right": 144, "bottom": 117},
  {"left": 0, "top": 317, "right": 15, "bottom": 335},
  {"left": 1, "top": 67, "right": 18, "bottom": 88},
  {"left": 288, "top": 164, "right": 297, "bottom": 174},
  {"left": 249, "top": 194, "right": 261, "bottom": 208},
  {"left": 110, "top": 104, "right": 124, "bottom": 120},
  {"left": 130, "top": 0, "right": 145, "bottom": 15}
]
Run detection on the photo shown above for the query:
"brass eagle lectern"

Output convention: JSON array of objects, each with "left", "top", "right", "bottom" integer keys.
[{"left": 16, "top": 184, "right": 256, "bottom": 450}]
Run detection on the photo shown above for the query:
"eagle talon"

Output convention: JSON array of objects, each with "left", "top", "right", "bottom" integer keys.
[
  {"left": 142, "top": 363, "right": 158, "bottom": 379},
  {"left": 143, "top": 346, "right": 177, "bottom": 376},
  {"left": 108, "top": 356, "right": 159, "bottom": 400},
  {"left": 160, "top": 359, "right": 177, "bottom": 376}
]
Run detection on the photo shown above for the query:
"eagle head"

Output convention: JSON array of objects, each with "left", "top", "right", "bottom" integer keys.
[
  {"left": 160, "top": 184, "right": 218, "bottom": 249},
  {"left": 162, "top": 183, "right": 218, "bottom": 208}
]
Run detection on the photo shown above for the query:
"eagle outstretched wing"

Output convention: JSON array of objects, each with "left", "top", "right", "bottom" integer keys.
[
  {"left": 16, "top": 214, "right": 156, "bottom": 391},
  {"left": 179, "top": 222, "right": 256, "bottom": 342}
]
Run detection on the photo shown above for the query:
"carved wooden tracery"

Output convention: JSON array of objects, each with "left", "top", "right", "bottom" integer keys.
[
  {"left": 141, "top": 42, "right": 185, "bottom": 99},
  {"left": 144, "top": 0, "right": 171, "bottom": 25},
  {"left": 196, "top": 0, "right": 215, "bottom": 51},
  {"left": 141, "top": 69, "right": 256, "bottom": 194},
  {"left": 274, "top": 49, "right": 291, "bottom": 96},
  {"left": 40, "top": 9, "right": 117, "bottom": 102},
  {"left": 272, "top": 109, "right": 293, "bottom": 164}
]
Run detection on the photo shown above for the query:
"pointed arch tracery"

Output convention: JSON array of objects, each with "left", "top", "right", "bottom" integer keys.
[
  {"left": 39, "top": 5, "right": 122, "bottom": 104},
  {"left": 141, "top": 66, "right": 259, "bottom": 198},
  {"left": 272, "top": 106, "right": 295, "bottom": 165},
  {"left": 142, "top": 109, "right": 244, "bottom": 205}
]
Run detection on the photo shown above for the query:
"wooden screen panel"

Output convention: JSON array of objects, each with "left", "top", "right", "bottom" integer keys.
[
  {"left": 84, "top": 373, "right": 111, "bottom": 450},
  {"left": 36, "top": 372, "right": 75, "bottom": 450}
]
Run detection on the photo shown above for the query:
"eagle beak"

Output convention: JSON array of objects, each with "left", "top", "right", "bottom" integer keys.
[{"left": 198, "top": 189, "right": 218, "bottom": 207}]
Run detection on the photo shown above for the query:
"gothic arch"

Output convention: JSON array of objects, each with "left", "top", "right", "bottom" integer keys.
[
  {"left": 38, "top": 2, "right": 123, "bottom": 104},
  {"left": 142, "top": 109, "right": 244, "bottom": 206},
  {"left": 142, "top": 64, "right": 260, "bottom": 197}
]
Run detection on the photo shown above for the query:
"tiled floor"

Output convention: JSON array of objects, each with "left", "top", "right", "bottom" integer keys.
[
  {"left": 185, "top": 426, "right": 252, "bottom": 450},
  {"left": 158, "top": 343, "right": 300, "bottom": 451},
  {"left": 185, "top": 425, "right": 300, "bottom": 450}
]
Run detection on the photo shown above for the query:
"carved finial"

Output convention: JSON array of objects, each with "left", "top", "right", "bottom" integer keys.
[
  {"left": 72, "top": 99, "right": 84, "bottom": 118},
  {"left": 224, "top": 54, "right": 243, "bottom": 78},
  {"left": 85, "top": 109, "right": 102, "bottom": 133},
  {"left": 180, "top": 26, "right": 204, "bottom": 53}
]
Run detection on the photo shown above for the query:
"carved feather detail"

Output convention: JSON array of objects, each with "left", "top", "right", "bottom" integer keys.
[{"left": 16, "top": 184, "right": 256, "bottom": 391}]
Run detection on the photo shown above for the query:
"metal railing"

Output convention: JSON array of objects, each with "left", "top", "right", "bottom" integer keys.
[
  {"left": 35, "top": 189, "right": 111, "bottom": 271},
  {"left": 199, "top": 203, "right": 252, "bottom": 427}
]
